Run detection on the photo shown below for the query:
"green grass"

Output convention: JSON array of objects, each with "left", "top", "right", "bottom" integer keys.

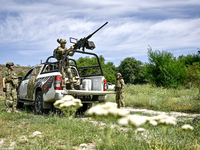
[
  {"left": 0, "top": 84, "right": 200, "bottom": 149},
  {"left": 107, "top": 84, "right": 200, "bottom": 113}
]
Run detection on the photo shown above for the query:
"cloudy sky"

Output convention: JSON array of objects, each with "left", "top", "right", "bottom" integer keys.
[{"left": 0, "top": 0, "right": 200, "bottom": 66}]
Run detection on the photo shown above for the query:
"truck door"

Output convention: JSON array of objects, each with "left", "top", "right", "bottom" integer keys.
[
  {"left": 27, "top": 65, "right": 43, "bottom": 99},
  {"left": 19, "top": 68, "right": 34, "bottom": 99}
]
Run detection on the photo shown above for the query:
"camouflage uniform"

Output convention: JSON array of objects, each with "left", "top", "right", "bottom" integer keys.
[
  {"left": 2, "top": 62, "right": 18, "bottom": 113},
  {"left": 115, "top": 73, "right": 125, "bottom": 108},
  {"left": 53, "top": 39, "right": 75, "bottom": 90}
]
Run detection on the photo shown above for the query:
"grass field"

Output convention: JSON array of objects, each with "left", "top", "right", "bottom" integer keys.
[
  {"left": 0, "top": 85, "right": 199, "bottom": 149},
  {"left": 108, "top": 84, "right": 200, "bottom": 113}
]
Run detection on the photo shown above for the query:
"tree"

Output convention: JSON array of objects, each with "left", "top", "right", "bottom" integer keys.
[
  {"left": 145, "top": 47, "right": 188, "bottom": 88},
  {"left": 119, "top": 57, "right": 146, "bottom": 84}
]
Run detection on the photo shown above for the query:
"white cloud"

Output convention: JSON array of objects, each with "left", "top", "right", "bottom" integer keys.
[{"left": 0, "top": 0, "right": 200, "bottom": 66}]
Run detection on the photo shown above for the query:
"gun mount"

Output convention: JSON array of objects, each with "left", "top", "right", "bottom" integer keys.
[{"left": 70, "top": 22, "right": 108, "bottom": 52}]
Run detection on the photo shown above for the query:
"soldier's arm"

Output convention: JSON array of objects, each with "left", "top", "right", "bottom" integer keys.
[
  {"left": 2, "top": 77, "right": 5, "bottom": 88},
  {"left": 64, "top": 47, "right": 75, "bottom": 56},
  {"left": 120, "top": 79, "right": 125, "bottom": 90}
]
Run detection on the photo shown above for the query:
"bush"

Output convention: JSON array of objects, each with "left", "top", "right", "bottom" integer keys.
[
  {"left": 17, "top": 71, "right": 26, "bottom": 77},
  {"left": 145, "top": 47, "right": 188, "bottom": 88},
  {"left": 119, "top": 57, "right": 146, "bottom": 84}
]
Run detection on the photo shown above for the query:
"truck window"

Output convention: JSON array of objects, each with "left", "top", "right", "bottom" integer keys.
[{"left": 23, "top": 68, "right": 34, "bottom": 80}]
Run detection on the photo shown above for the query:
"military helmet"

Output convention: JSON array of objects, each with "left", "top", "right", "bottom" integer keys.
[
  {"left": 6, "top": 62, "right": 14, "bottom": 68},
  {"left": 116, "top": 73, "right": 122, "bottom": 77},
  {"left": 57, "top": 39, "right": 67, "bottom": 44}
]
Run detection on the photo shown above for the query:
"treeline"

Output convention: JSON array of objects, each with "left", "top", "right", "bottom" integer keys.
[{"left": 74, "top": 48, "right": 200, "bottom": 89}]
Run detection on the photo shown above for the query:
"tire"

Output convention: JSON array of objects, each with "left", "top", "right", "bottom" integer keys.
[
  {"left": 34, "top": 91, "right": 44, "bottom": 115},
  {"left": 76, "top": 103, "right": 93, "bottom": 116},
  {"left": 16, "top": 99, "right": 24, "bottom": 109}
]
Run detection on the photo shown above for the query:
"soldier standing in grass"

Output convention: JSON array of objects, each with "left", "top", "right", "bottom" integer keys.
[
  {"left": 53, "top": 39, "right": 75, "bottom": 90},
  {"left": 115, "top": 73, "right": 125, "bottom": 108},
  {"left": 2, "top": 62, "right": 19, "bottom": 113}
]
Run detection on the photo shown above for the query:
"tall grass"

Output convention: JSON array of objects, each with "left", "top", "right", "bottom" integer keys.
[{"left": 107, "top": 84, "right": 200, "bottom": 113}]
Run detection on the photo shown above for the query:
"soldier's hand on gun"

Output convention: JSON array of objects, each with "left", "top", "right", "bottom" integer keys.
[
  {"left": 3, "top": 88, "right": 7, "bottom": 92},
  {"left": 70, "top": 46, "right": 74, "bottom": 49}
]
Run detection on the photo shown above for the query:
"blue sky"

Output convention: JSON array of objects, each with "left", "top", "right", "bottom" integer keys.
[{"left": 0, "top": 0, "right": 200, "bottom": 66}]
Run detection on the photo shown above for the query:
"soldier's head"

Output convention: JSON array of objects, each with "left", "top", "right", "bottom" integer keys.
[
  {"left": 116, "top": 73, "right": 122, "bottom": 79},
  {"left": 57, "top": 39, "right": 67, "bottom": 48},
  {"left": 6, "top": 62, "right": 14, "bottom": 70}
]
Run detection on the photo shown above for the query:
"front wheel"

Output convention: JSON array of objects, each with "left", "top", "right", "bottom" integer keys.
[{"left": 34, "top": 91, "right": 43, "bottom": 115}]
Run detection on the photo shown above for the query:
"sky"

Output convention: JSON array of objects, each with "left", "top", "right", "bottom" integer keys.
[{"left": 0, "top": 0, "right": 200, "bottom": 67}]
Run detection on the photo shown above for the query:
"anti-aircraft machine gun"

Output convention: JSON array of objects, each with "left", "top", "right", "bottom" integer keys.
[{"left": 70, "top": 22, "right": 108, "bottom": 52}]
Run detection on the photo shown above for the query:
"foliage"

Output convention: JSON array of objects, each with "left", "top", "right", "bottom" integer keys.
[
  {"left": 119, "top": 57, "right": 146, "bottom": 84},
  {"left": 145, "top": 47, "right": 188, "bottom": 88},
  {"left": 187, "top": 62, "right": 200, "bottom": 90},
  {"left": 178, "top": 51, "right": 200, "bottom": 66},
  {"left": 17, "top": 71, "right": 26, "bottom": 77}
]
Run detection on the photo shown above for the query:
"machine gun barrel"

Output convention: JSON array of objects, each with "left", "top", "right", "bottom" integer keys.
[
  {"left": 86, "top": 22, "right": 108, "bottom": 40},
  {"left": 71, "top": 22, "right": 108, "bottom": 51}
]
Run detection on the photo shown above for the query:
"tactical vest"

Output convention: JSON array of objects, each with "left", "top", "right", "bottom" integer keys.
[
  {"left": 53, "top": 46, "right": 69, "bottom": 61},
  {"left": 53, "top": 47, "right": 71, "bottom": 66},
  {"left": 5, "top": 70, "right": 18, "bottom": 86},
  {"left": 115, "top": 79, "right": 122, "bottom": 88}
]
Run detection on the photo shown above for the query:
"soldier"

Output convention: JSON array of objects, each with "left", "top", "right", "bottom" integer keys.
[
  {"left": 2, "top": 62, "right": 19, "bottom": 113},
  {"left": 115, "top": 73, "right": 125, "bottom": 108},
  {"left": 53, "top": 39, "right": 75, "bottom": 90}
]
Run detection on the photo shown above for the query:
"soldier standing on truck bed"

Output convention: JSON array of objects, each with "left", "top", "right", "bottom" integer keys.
[
  {"left": 115, "top": 73, "right": 125, "bottom": 108},
  {"left": 2, "top": 62, "right": 19, "bottom": 113},
  {"left": 53, "top": 39, "right": 75, "bottom": 90}
]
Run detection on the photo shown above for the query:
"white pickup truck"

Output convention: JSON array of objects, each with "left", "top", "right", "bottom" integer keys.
[{"left": 17, "top": 50, "right": 115, "bottom": 114}]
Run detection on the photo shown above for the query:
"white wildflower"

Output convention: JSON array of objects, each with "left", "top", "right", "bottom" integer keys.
[
  {"left": 61, "top": 95, "right": 74, "bottom": 101},
  {"left": 79, "top": 143, "right": 87, "bottom": 149},
  {"left": 181, "top": 124, "right": 194, "bottom": 131},
  {"left": 54, "top": 99, "right": 65, "bottom": 108},
  {"left": 128, "top": 115, "right": 147, "bottom": 127},
  {"left": 149, "top": 120, "right": 158, "bottom": 126},
  {"left": 159, "top": 116, "right": 176, "bottom": 125},
  {"left": 73, "top": 99, "right": 83, "bottom": 107},
  {"left": 86, "top": 102, "right": 129, "bottom": 119},
  {"left": 60, "top": 102, "right": 76, "bottom": 108},
  {"left": 118, "top": 117, "right": 129, "bottom": 126},
  {"left": 153, "top": 114, "right": 170, "bottom": 121},
  {"left": 135, "top": 128, "right": 146, "bottom": 134}
]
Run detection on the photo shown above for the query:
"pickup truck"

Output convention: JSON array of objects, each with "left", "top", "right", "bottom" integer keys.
[{"left": 17, "top": 50, "right": 115, "bottom": 114}]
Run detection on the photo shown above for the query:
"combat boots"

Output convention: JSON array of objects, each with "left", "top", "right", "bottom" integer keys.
[{"left": 70, "top": 83, "right": 75, "bottom": 90}]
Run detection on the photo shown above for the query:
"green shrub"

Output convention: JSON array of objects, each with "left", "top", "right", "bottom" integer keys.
[{"left": 145, "top": 47, "right": 188, "bottom": 88}]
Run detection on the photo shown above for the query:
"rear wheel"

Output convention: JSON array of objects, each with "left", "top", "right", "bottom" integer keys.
[
  {"left": 76, "top": 103, "right": 93, "bottom": 116},
  {"left": 34, "top": 91, "right": 43, "bottom": 115}
]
